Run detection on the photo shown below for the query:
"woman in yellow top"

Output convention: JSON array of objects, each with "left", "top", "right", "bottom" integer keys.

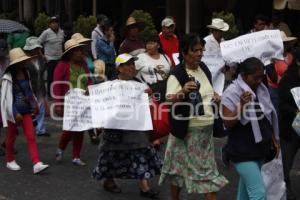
[{"left": 159, "top": 34, "right": 228, "bottom": 200}]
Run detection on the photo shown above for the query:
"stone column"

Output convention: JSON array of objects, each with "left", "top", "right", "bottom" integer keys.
[
  {"left": 18, "top": 0, "right": 23, "bottom": 21},
  {"left": 23, "top": 0, "right": 33, "bottom": 22}
]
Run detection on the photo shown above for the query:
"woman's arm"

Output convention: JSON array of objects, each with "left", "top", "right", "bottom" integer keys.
[
  {"left": 166, "top": 81, "right": 197, "bottom": 103},
  {"left": 222, "top": 91, "right": 252, "bottom": 129}
]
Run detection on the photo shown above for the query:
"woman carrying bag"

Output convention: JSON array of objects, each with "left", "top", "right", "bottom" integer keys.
[
  {"left": 53, "top": 39, "right": 91, "bottom": 166},
  {"left": 1, "top": 48, "right": 49, "bottom": 174},
  {"left": 221, "top": 57, "right": 280, "bottom": 200},
  {"left": 159, "top": 34, "right": 228, "bottom": 200},
  {"left": 135, "top": 35, "right": 171, "bottom": 144}
]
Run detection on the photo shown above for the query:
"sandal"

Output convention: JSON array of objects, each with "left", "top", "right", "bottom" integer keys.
[
  {"left": 103, "top": 180, "right": 122, "bottom": 193},
  {"left": 140, "top": 189, "right": 159, "bottom": 199}
]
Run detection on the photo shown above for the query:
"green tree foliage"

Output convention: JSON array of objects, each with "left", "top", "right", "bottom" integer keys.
[
  {"left": 73, "top": 15, "right": 97, "bottom": 38},
  {"left": 0, "top": 11, "right": 18, "bottom": 20},
  {"left": 130, "top": 10, "right": 157, "bottom": 41},
  {"left": 34, "top": 13, "right": 50, "bottom": 36},
  {"left": 212, "top": 11, "right": 239, "bottom": 40}
]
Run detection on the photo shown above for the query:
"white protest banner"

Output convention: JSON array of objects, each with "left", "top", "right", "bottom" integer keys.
[
  {"left": 63, "top": 88, "right": 93, "bottom": 131},
  {"left": 89, "top": 80, "right": 153, "bottom": 131},
  {"left": 201, "top": 54, "right": 225, "bottom": 95},
  {"left": 220, "top": 30, "right": 284, "bottom": 65}
]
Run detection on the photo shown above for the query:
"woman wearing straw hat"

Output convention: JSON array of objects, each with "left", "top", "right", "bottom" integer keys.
[
  {"left": 53, "top": 39, "right": 91, "bottom": 166},
  {"left": 71, "top": 33, "right": 103, "bottom": 145},
  {"left": 1, "top": 48, "right": 49, "bottom": 174},
  {"left": 119, "top": 16, "right": 145, "bottom": 57},
  {"left": 23, "top": 36, "right": 50, "bottom": 137}
]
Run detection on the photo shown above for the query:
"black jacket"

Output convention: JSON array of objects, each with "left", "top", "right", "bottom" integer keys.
[{"left": 278, "top": 65, "right": 300, "bottom": 141}]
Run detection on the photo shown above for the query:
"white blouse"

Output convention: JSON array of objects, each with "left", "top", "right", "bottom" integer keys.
[{"left": 135, "top": 53, "right": 171, "bottom": 85}]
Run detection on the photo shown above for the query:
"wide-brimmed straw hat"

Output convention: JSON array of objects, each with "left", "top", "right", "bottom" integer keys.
[
  {"left": 207, "top": 18, "right": 229, "bottom": 32},
  {"left": 125, "top": 16, "right": 145, "bottom": 30},
  {"left": 71, "top": 33, "right": 92, "bottom": 44},
  {"left": 9, "top": 48, "right": 32, "bottom": 66},
  {"left": 23, "top": 36, "right": 42, "bottom": 51},
  {"left": 281, "top": 31, "right": 297, "bottom": 42},
  {"left": 62, "top": 39, "right": 85, "bottom": 57}
]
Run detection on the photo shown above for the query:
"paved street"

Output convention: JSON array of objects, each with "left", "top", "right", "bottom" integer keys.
[{"left": 0, "top": 118, "right": 299, "bottom": 200}]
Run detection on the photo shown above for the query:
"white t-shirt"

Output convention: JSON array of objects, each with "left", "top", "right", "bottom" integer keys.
[{"left": 135, "top": 53, "right": 171, "bottom": 85}]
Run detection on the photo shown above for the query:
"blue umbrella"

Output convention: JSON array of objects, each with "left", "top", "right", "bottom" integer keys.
[{"left": 0, "top": 19, "right": 29, "bottom": 33}]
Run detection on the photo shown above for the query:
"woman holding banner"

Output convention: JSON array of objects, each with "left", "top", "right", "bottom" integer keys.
[
  {"left": 53, "top": 39, "right": 91, "bottom": 166},
  {"left": 92, "top": 53, "right": 162, "bottom": 199}
]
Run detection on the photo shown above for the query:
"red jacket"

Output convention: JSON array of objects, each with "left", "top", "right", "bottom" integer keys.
[
  {"left": 53, "top": 60, "right": 91, "bottom": 104},
  {"left": 159, "top": 32, "right": 179, "bottom": 68}
]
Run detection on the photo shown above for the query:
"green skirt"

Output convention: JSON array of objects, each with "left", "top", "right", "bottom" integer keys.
[{"left": 159, "top": 125, "right": 228, "bottom": 194}]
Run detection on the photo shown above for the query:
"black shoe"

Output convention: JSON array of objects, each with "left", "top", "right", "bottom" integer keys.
[
  {"left": 140, "top": 189, "right": 159, "bottom": 199},
  {"left": 37, "top": 132, "right": 51, "bottom": 137},
  {"left": 103, "top": 181, "right": 122, "bottom": 193}
]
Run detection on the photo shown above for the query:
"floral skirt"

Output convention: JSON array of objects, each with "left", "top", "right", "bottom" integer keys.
[
  {"left": 159, "top": 125, "right": 228, "bottom": 194},
  {"left": 92, "top": 145, "right": 162, "bottom": 180}
]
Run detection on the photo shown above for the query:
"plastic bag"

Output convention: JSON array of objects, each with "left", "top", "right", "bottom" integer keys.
[
  {"left": 292, "top": 112, "right": 300, "bottom": 136},
  {"left": 261, "top": 152, "right": 286, "bottom": 200}
]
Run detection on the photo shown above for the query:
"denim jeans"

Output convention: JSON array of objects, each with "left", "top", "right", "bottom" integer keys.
[{"left": 35, "top": 101, "right": 46, "bottom": 135}]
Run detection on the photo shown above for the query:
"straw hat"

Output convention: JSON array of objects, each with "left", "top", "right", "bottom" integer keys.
[
  {"left": 9, "top": 48, "right": 32, "bottom": 66},
  {"left": 23, "top": 36, "right": 42, "bottom": 51},
  {"left": 71, "top": 33, "right": 92, "bottom": 44},
  {"left": 280, "top": 31, "right": 297, "bottom": 42},
  {"left": 207, "top": 18, "right": 229, "bottom": 32},
  {"left": 273, "top": 0, "right": 288, "bottom": 10},
  {"left": 62, "top": 39, "right": 85, "bottom": 57},
  {"left": 94, "top": 59, "right": 105, "bottom": 78},
  {"left": 125, "top": 16, "right": 145, "bottom": 30}
]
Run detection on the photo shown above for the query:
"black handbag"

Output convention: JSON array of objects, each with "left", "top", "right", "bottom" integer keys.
[
  {"left": 212, "top": 106, "right": 227, "bottom": 138},
  {"left": 103, "top": 130, "right": 123, "bottom": 143},
  {"left": 150, "top": 80, "right": 167, "bottom": 103}
]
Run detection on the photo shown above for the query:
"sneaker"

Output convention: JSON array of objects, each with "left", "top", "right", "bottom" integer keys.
[
  {"left": 72, "top": 158, "right": 86, "bottom": 166},
  {"left": 55, "top": 149, "right": 64, "bottom": 162},
  {"left": 6, "top": 160, "right": 21, "bottom": 171},
  {"left": 33, "top": 162, "right": 49, "bottom": 174},
  {"left": 37, "top": 132, "right": 51, "bottom": 137}
]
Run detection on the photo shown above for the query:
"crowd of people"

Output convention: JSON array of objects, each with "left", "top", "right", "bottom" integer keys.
[{"left": 0, "top": 11, "right": 299, "bottom": 200}]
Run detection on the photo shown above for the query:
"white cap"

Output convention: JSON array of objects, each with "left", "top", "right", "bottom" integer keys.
[
  {"left": 115, "top": 53, "right": 138, "bottom": 67},
  {"left": 161, "top": 17, "right": 175, "bottom": 27}
]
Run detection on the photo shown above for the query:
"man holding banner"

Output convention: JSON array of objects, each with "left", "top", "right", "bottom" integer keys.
[{"left": 202, "top": 18, "right": 230, "bottom": 95}]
